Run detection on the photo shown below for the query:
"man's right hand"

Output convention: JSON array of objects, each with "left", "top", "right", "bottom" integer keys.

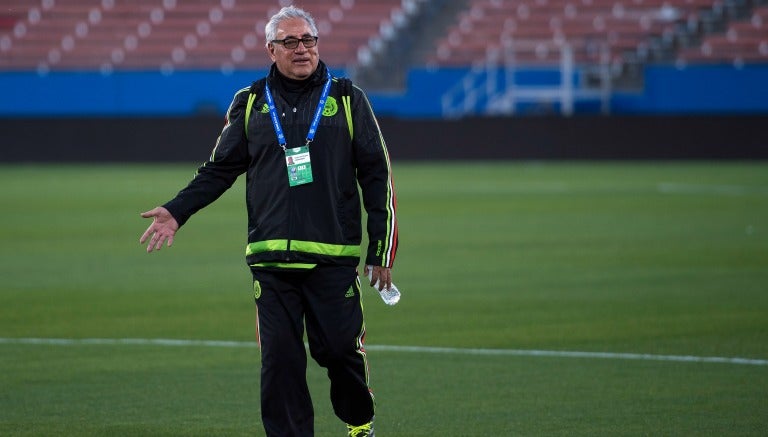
[{"left": 139, "top": 207, "right": 179, "bottom": 253}]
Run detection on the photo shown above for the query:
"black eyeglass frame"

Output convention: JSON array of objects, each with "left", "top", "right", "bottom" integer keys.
[{"left": 270, "top": 36, "right": 319, "bottom": 50}]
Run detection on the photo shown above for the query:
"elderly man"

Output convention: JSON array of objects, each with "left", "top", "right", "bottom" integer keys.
[{"left": 140, "top": 5, "right": 397, "bottom": 437}]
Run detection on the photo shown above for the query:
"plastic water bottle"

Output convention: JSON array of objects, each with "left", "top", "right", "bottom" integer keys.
[{"left": 366, "top": 269, "right": 401, "bottom": 306}]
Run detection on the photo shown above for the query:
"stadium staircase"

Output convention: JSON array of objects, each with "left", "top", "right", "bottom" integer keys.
[{"left": 352, "top": 0, "right": 472, "bottom": 90}]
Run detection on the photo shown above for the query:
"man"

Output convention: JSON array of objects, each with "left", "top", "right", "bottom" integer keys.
[{"left": 139, "top": 6, "right": 397, "bottom": 437}]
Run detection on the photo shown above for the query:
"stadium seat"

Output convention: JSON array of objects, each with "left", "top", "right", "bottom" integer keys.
[
  {"left": 0, "top": 0, "right": 405, "bottom": 71},
  {"left": 676, "top": 5, "right": 768, "bottom": 65},
  {"left": 427, "top": 0, "right": 724, "bottom": 68}
]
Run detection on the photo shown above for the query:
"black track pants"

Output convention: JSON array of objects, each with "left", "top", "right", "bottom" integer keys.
[{"left": 252, "top": 265, "right": 374, "bottom": 437}]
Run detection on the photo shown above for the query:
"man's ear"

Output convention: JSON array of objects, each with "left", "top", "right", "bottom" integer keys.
[{"left": 266, "top": 43, "right": 276, "bottom": 61}]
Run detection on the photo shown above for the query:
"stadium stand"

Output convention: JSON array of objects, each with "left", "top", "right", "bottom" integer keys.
[
  {"left": 0, "top": 0, "right": 765, "bottom": 100},
  {"left": 0, "top": 0, "right": 406, "bottom": 72},
  {"left": 384, "top": 0, "right": 767, "bottom": 98},
  {"left": 425, "top": 0, "right": 727, "bottom": 68},
  {"left": 677, "top": 4, "right": 768, "bottom": 64}
]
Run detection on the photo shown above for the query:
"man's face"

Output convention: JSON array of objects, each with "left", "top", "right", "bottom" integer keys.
[{"left": 267, "top": 17, "right": 319, "bottom": 80}]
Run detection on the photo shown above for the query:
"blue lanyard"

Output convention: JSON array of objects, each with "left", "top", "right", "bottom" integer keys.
[{"left": 263, "top": 71, "right": 332, "bottom": 150}]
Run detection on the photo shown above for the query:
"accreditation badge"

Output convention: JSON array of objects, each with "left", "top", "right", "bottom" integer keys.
[{"left": 285, "top": 146, "right": 313, "bottom": 187}]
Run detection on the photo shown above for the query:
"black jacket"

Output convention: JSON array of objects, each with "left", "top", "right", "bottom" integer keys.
[{"left": 163, "top": 62, "right": 398, "bottom": 269}]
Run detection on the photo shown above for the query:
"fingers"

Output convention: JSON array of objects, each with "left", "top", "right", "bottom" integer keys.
[
  {"left": 139, "top": 207, "right": 178, "bottom": 253},
  {"left": 139, "top": 226, "right": 153, "bottom": 244},
  {"left": 368, "top": 266, "right": 392, "bottom": 291},
  {"left": 144, "top": 229, "right": 173, "bottom": 253},
  {"left": 152, "top": 233, "right": 167, "bottom": 252},
  {"left": 139, "top": 209, "right": 159, "bottom": 244},
  {"left": 366, "top": 265, "right": 377, "bottom": 287},
  {"left": 365, "top": 265, "right": 379, "bottom": 288},
  {"left": 380, "top": 269, "right": 392, "bottom": 291},
  {"left": 140, "top": 208, "right": 160, "bottom": 219}
]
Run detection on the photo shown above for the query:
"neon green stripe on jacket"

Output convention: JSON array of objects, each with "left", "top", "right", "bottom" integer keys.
[{"left": 246, "top": 240, "right": 360, "bottom": 258}]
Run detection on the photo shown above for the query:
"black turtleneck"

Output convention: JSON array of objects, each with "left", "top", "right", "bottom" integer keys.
[{"left": 269, "top": 62, "right": 327, "bottom": 107}]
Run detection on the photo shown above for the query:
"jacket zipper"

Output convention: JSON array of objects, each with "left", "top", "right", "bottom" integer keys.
[{"left": 282, "top": 88, "right": 311, "bottom": 261}]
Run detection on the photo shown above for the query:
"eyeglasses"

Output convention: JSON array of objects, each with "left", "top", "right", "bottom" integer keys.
[{"left": 271, "top": 36, "right": 318, "bottom": 50}]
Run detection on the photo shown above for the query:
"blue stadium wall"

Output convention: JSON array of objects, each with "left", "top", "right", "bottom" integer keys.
[
  {"left": 3, "top": 64, "right": 768, "bottom": 116},
  {"left": 1, "top": 64, "right": 767, "bottom": 161}
]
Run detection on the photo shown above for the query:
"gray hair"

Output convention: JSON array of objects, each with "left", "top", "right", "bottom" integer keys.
[{"left": 265, "top": 6, "right": 318, "bottom": 44}]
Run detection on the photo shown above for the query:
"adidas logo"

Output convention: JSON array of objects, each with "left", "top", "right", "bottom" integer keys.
[{"left": 344, "top": 287, "right": 355, "bottom": 298}]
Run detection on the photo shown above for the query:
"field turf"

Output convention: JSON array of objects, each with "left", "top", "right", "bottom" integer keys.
[{"left": 1, "top": 162, "right": 767, "bottom": 436}]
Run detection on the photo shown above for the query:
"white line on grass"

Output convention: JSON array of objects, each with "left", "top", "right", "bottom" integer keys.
[
  {"left": 657, "top": 182, "right": 768, "bottom": 196},
  {"left": 1, "top": 337, "right": 767, "bottom": 366}
]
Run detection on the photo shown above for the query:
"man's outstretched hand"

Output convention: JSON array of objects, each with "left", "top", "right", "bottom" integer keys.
[{"left": 139, "top": 207, "right": 179, "bottom": 253}]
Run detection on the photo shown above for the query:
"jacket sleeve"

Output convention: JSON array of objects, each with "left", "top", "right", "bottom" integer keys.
[
  {"left": 162, "top": 88, "right": 251, "bottom": 227},
  {"left": 351, "top": 84, "right": 399, "bottom": 268}
]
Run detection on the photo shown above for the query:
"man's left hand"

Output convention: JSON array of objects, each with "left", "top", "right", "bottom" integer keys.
[{"left": 365, "top": 265, "right": 392, "bottom": 291}]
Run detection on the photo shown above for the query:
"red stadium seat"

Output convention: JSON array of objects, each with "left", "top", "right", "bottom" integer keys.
[
  {"left": 428, "top": 0, "right": 725, "bottom": 67},
  {"left": 0, "top": 0, "right": 404, "bottom": 71},
  {"left": 676, "top": 6, "right": 768, "bottom": 65}
]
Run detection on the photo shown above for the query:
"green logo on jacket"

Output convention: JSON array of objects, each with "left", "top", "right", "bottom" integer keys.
[
  {"left": 256, "top": 98, "right": 336, "bottom": 116},
  {"left": 323, "top": 96, "right": 338, "bottom": 117},
  {"left": 253, "top": 280, "right": 262, "bottom": 299}
]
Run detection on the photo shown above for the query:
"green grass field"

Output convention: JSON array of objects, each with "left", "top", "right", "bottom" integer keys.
[{"left": 1, "top": 162, "right": 767, "bottom": 436}]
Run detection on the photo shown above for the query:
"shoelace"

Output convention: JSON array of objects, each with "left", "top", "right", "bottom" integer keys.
[{"left": 347, "top": 422, "right": 372, "bottom": 437}]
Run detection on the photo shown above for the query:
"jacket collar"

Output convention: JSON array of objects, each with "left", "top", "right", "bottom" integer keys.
[{"left": 268, "top": 61, "right": 328, "bottom": 89}]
